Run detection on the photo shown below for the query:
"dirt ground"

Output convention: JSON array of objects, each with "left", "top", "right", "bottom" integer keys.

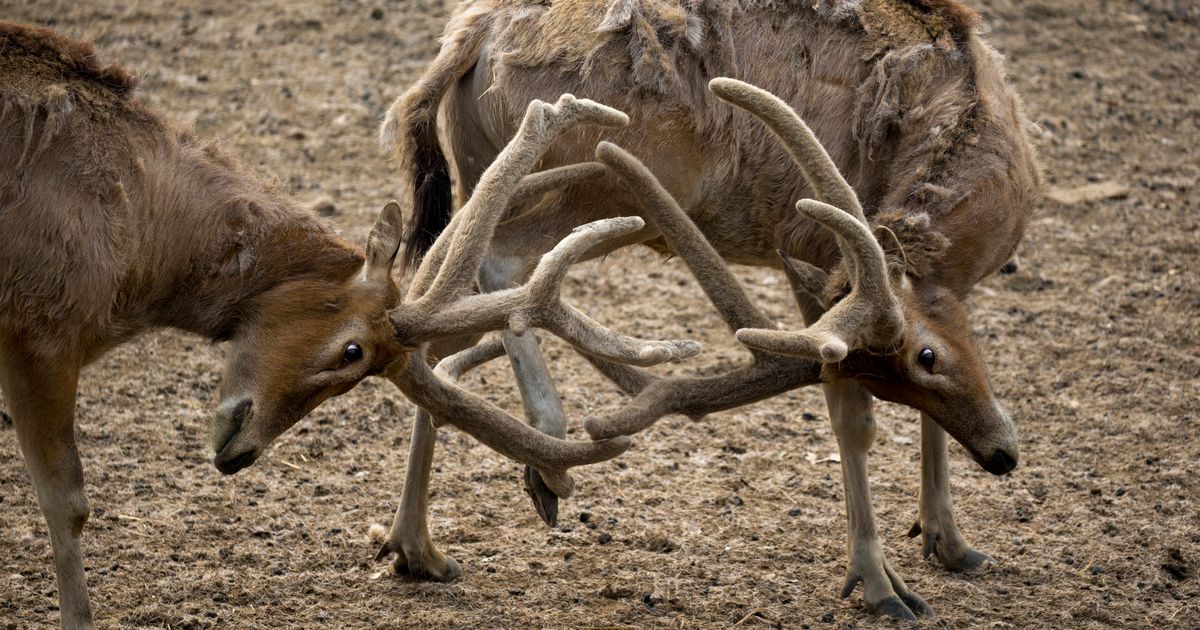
[{"left": 1, "top": 0, "right": 1197, "bottom": 628}]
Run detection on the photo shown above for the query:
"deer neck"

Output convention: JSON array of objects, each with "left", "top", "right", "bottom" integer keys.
[{"left": 133, "top": 141, "right": 362, "bottom": 341}]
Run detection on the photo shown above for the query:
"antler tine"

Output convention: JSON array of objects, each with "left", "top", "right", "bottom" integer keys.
[
  {"left": 407, "top": 95, "right": 628, "bottom": 304},
  {"left": 708, "top": 78, "right": 865, "bottom": 224},
  {"left": 394, "top": 216, "right": 702, "bottom": 366},
  {"left": 391, "top": 349, "right": 634, "bottom": 499},
  {"left": 506, "top": 162, "right": 608, "bottom": 213},
  {"left": 736, "top": 200, "right": 901, "bottom": 361},
  {"left": 405, "top": 162, "right": 609, "bottom": 299}
]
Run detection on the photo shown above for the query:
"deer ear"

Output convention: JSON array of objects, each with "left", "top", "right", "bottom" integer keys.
[
  {"left": 365, "top": 201, "right": 403, "bottom": 283},
  {"left": 778, "top": 250, "right": 831, "bottom": 310}
]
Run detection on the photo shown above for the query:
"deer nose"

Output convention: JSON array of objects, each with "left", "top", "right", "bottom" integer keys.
[
  {"left": 983, "top": 448, "right": 1017, "bottom": 475},
  {"left": 225, "top": 398, "right": 253, "bottom": 427}
]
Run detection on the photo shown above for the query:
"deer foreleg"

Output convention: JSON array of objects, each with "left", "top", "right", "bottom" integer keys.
[
  {"left": 1, "top": 346, "right": 93, "bottom": 629},
  {"left": 908, "top": 413, "right": 993, "bottom": 571},
  {"left": 825, "top": 380, "right": 933, "bottom": 622},
  {"left": 374, "top": 408, "right": 463, "bottom": 581}
]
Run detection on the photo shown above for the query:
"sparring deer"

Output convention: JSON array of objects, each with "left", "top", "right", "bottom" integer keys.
[
  {"left": 1, "top": 22, "right": 686, "bottom": 629},
  {"left": 381, "top": 0, "right": 1040, "bottom": 619}
]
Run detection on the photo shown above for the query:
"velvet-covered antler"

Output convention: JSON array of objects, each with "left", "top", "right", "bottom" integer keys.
[
  {"left": 708, "top": 78, "right": 904, "bottom": 361},
  {"left": 386, "top": 95, "right": 702, "bottom": 493}
]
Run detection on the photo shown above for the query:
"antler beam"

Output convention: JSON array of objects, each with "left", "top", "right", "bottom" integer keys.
[{"left": 582, "top": 141, "right": 822, "bottom": 440}]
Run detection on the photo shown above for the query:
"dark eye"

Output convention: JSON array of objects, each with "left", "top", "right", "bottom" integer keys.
[
  {"left": 341, "top": 342, "right": 364, "bottom": 366},
  {"left": 917, "top": 347, "right": 936, "bottom": 371}
]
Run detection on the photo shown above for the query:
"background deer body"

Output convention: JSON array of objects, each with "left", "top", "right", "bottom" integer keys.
[
  {"left": 385, "top": 0, "right": 1039, "bottom": 619},
  {"left": 0, "top": 22, "right": 393, "bottom": 628}
]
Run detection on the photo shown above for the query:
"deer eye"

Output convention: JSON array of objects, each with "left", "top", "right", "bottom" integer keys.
[
  {"left": 917, "top": 347, "right": 936, "bottom": 371},
  {"left": 341, "top": 342, "right": 364, "bottom": 366}
]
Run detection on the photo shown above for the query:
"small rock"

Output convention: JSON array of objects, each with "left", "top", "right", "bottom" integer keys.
[
  {"left": 1046, "top": 181, "right": 1129, "bottom": 205},
  {"left": 1163, "top": 548, "right": 1191, "bottom": 581},
  {"left": 1090, "top": 565, "right": 1105, "bottom": 575},
  {"left": 642, "top": 534, "right": 677, "bottom": 553},
  {"left": 312, "top": 197, "right": 338, "bottom": 217},
  {"left": 1114, "top": 486, "right": 1126, "bottom": 497},
  {"left": 0, "top": 410, "right": 11, "bottom": 429},
  {"left": 820, "top": 611, "right": 835, "bottom": 623},
  {"left": 578, "top": 511, "right": 592, "bottom": 523},
  {"left": 370, "top": 7, "right": 384, "bottom": 20},
  {"left": 597, "top": 532, "right": 612, "bottom": 545},
  {"left": 599, "top": 583, "right": 635, "bottom": 599},
  {"left": 999, "top": 258, "right": 1020, "bottom": 274}
]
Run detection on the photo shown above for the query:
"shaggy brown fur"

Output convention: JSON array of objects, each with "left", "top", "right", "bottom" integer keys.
[
  {"left": 0, "top": 22, "right": 403, "bottom": 629},
  {"left": 0, "top": 21, "right": 364, "bottom": 362},
  {"left": 386, "top": 0, "right": 1039, "bottom": 291}
]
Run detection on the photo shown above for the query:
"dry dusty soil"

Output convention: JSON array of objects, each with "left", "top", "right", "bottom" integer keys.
[{"left": 1, "top": 0, "right": 1198, "bottom": 628}]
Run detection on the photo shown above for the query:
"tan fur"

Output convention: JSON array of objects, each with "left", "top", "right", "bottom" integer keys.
[{"left": 388, "top": 0, "right": 1038, "bottom": 281}]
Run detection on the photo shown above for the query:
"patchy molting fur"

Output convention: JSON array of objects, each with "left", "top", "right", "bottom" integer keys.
[
  {"left": 0, "top": 21, "right": 364, "bottom": 363},
  {"left": 384, "top": 0, "right": 1039, "bottom": 298}
]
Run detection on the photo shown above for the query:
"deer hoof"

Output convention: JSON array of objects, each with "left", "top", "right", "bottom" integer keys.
[
  {"left": 524, "top": 465, "right": 559, "bottom": 527},
  {"left": 841, "top": 558, "right": 935, "bottom": 621},
  {"left": 915, "top": 521, "right": 995, "bottom": 572},
  {"left": 375, "top": 538, "right": 462, "bottom": 582},
  {"left": 869, "top": 596, "right": 919, "bottom": 622}
]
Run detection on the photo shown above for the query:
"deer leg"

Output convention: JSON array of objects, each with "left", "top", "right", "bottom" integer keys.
[
  {"left": 0, "top": 346, "right": 93, "bottom": 629},
  {"left": 478, "top": 232, "right": 571, "bottom": 527},
  {"left": 375, "top": 407, "right": 463, "bottom": 581},
  {"left": 825, "top": 380, "right": 933, "bottom": 622},
  {"left": 908, "top": 413, "right": 993, "bottom": 572}
]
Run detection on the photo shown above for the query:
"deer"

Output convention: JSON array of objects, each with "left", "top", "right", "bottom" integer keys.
[
  {"left": 1, "top": 21, "right": 695, "bottom": 629},
  {"left": 378, "top": 0, "right": 1040, "bottom": 620}
]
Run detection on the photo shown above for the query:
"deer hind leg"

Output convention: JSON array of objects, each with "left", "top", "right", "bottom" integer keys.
[
  {"left": 0, "top": 345, "right": 93, "bottom": 629},
  {"left": 375, "top": 407, "right": 463, "bottom": 581},
  {"left": 908, "top": 413, "right": 993, "bottom": 571},
  {"left": 477, "top": 207, "right": 618, "bottom": 527},
  {"left": 824, "top": 380, "right": 934, "bottom": 622}
]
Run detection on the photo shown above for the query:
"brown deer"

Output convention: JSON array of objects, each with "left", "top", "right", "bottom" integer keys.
[
  {"left": 380, "top": 0, "right": 1040, "bottom": 619},
  {"left": 1, "top": 22, "right": 679, "bottom": 629}
]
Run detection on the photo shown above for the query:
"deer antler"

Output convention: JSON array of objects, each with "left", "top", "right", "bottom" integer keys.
[
  {"left": 387, "top": 95, "right": 702, "bottom": 495},
  {"left": 708, "top": 78, "right": 903, "bottom": 361},
  {"left": 582, "top": 141, "right": 821, "bottom": 440}
]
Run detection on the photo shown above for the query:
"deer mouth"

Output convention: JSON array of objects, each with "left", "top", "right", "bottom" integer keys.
[
  {"left": 963, "top": 443, "right": 1018, "bottom": 475},
  {"left": 214, "top": 446, "right": 260, "bottom": 475}
]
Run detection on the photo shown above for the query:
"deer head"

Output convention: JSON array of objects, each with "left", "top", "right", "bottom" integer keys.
[
  {"left": 210, "top": 202, "right": 410, "bottom": 474},
  {"left": 710, "top": 78, "right": 1018, "bottom": 475}
]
